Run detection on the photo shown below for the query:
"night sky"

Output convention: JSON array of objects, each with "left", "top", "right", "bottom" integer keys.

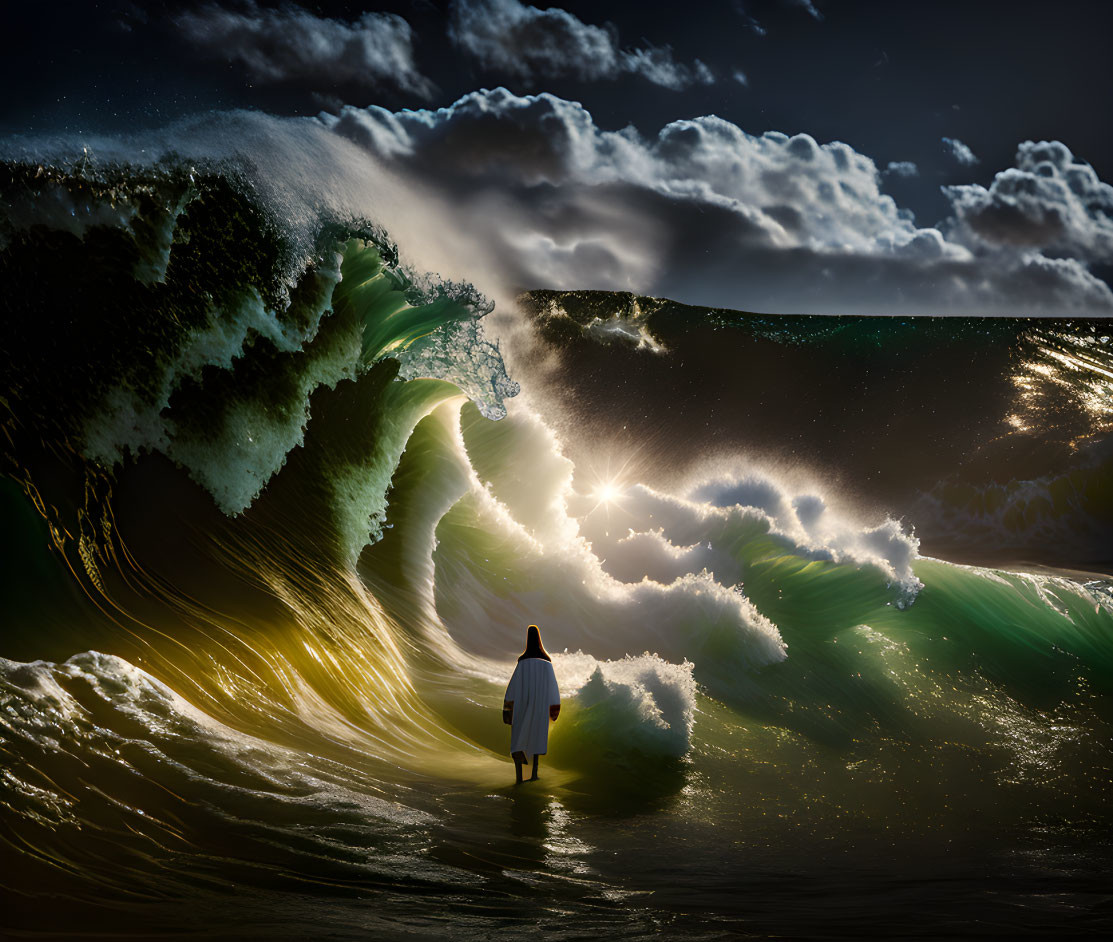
[{"left": 3, "top": 0, "right": 1112, "bottom": 316}]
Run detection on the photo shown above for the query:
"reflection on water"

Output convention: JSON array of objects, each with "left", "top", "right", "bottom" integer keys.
[{"left": 1010, "top": 329, "right": 1113, "bottom": 445}]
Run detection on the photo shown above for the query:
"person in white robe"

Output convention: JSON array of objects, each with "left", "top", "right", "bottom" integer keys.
[{"left": 502, "top": 624, "right": 560, "bottom": 783}]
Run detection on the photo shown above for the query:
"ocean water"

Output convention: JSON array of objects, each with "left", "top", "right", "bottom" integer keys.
[{"left": 1, "top": 134, "right": 1111, "bottom": 939}]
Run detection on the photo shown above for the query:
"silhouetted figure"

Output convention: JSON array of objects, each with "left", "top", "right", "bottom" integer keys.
[{"left": 503, "top": 625, "right": 561, "bottom": 783}]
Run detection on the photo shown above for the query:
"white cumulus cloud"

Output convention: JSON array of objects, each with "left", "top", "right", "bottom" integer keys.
[
  {"left": 329, "top": 89, "right": 1111, "bottom": 315},
  {"left": 945, "top": 140, "right": 1113, "bottom": 265},
  {"left": 942, "top": 136, "right": 979, "bottom": 166},
  {"left": 448, "top": 0, "right": 714, "bottom": 90},
  {"left": 175, "top": 1, "right": 435, "bottom": 98},
  {"left": 319, "top": 89, "right": 1113, "bottom": 316},
  {"left": 885, "top": 161, "right": 919, "bottom": 178}
]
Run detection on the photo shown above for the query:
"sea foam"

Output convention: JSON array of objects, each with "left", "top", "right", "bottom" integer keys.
[{"left": 553, "top": 651, "right": 696, "bottom": 760}]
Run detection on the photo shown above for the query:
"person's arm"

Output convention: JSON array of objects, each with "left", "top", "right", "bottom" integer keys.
[
  {"left": 548, "top": 662, "right": 560, "bottom": 721},
  {"left": 504, "top": 663, "right": 521, "bottom": 724}
]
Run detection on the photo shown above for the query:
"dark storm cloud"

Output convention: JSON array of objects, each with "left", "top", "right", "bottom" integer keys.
[
  {"left": 448, "top": 0, "right": 714, "bottom": 90},
  {"left": 320, "top": 88, "right": 1113, "bottom": 316},
  {"left": 786, "top": 0, "right": 825, "bottom": 20},
  {"left": 174, "top": 1, "right": 435, "bottom": 98},
  {"left": 941, "top": 136, "right": 979, "bottom": 166},
  {"left": 734, "top": 0, "right": 822, "bottom": 35},
  {"left": 945, "top": 140, "right": 1113, "bottom": 264},
  {"left": 732, "top": 3, "right": 767, "bottom": 37}
]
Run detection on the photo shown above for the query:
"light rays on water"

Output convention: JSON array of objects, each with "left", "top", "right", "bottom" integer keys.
[{"left": 1008, "top": 328, "right": 1113, "bottom": 448}]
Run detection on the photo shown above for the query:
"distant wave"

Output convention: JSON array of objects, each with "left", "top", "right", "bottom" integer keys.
[{"left": 520, "top": 289, "right": 1113, "bottom": 570}]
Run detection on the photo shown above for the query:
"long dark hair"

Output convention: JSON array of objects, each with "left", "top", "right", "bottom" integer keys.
[{"left": 517, "top": 624, "right": 551, "bottom": 662}]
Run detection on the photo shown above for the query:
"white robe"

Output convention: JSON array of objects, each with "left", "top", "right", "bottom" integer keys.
[{"left": 504, "top": 657, "right": 560, "bottom": 760}]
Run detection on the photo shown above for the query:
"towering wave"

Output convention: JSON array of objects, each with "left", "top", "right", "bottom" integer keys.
[{"left": 2, "top": 140, "right": 1111, "bottom": 938}]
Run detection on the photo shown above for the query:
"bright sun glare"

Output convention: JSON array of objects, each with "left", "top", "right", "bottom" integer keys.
[{"left": 594, "top": 482, "right": 621, "bottom": 504}]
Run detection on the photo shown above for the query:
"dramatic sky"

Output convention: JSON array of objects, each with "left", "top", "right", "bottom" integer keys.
[{"left": 4, "top": 0, "right": 1113, "bottom": 316}]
